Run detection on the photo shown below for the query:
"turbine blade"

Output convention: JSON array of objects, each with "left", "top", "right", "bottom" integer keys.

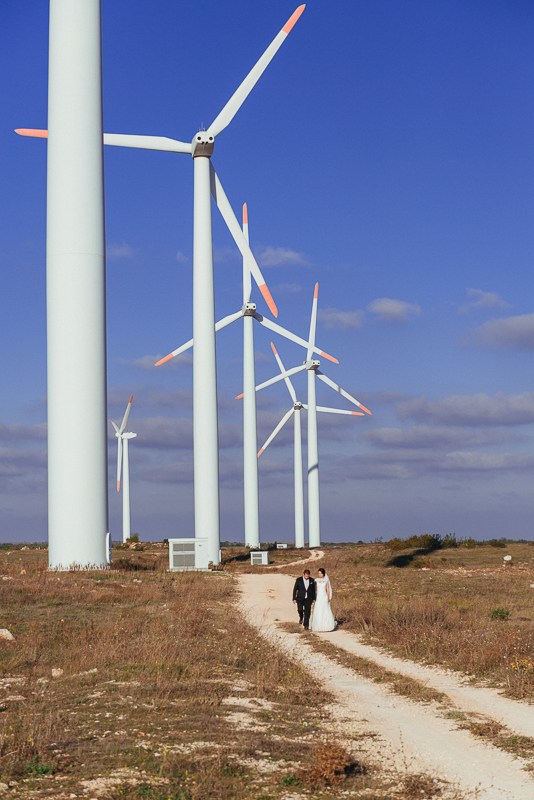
[
  {"left": 15, "top": 129, "right": 192, "bottom": 154},
  {"left": 242, "top": 203, "right": 252, "bottom": 304},
  {"left": 258, "top": 407, "right": 295, "bottom": 456},
  {"left": 253, "top": 313, "right": 339, "bottom": 363},
  {"left": 307, "top": 282, "right": 318, "bottom": 361},
  {"left": 210, "top": 165, "right": 277, "bottom": 316},
  {"left": 119, "top": 395, "right": 134, "bottom": 434},
  {"left": 156, "top": 310, "right": 245, "bottom": 366},
  {"left": 117, "top": 436, "right": 123, "bottom": 492},
  {"left": 110, "top": 420, "right": 119, "bottom": 434},
  {"left": 270, "top": 342, "right": 297, "bottom": 403},
  {"left": 255, "top": 364, "right": 306, "bottom": 392},
  {"left": 15, "top": 128, "right": 48, "bottom": 138},
  {"left": 207, "top": 5, "right": 306, "bottom": 138},
  {"left": 103, "top": 133, "right": 191, "bottom": 154},
  {"left": 316, "top": 370, "right": 372, "bottom": 414},
  {"left": 315, "top": 405, "right": 365, "bottom": 416}
]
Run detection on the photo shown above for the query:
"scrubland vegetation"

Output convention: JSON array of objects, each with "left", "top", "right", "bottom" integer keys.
[
  {"left": 0, "top": 544, "right": 435, "bottom": 799},
  {"left": 289, "top": 538, "right": 534, "bottom": 699}
]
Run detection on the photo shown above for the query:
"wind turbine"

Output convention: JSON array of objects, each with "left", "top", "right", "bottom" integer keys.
[
  {"left": 15, "top": 0, "right": 110, "bottom": 569},
  {"left": 110, "top": 396, "right": 137, "bottom": 544},
  {"left": 157, "top": 203, "right": 338, "bottom": 547},
  {"left": 252, "top": 284, "right": 372, "bottom": 548},
  {"left": 257, "top": 343, "right": 365, "bottom": 548},
  {"left": 16, "top": 5, "right": 306, "bottom": 567}
]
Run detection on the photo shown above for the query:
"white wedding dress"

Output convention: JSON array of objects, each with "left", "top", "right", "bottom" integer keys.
[{"left": 311, "top": 577, "right": 336, "bottom": 632}]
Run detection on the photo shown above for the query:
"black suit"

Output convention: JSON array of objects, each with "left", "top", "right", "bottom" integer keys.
[{"left": 293, "top": 576, "right": 316, "bottom": 628}]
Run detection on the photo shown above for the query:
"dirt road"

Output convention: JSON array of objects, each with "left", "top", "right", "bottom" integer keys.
[{"left": 237, "top": 572, "right": 534, "bottom": 800}]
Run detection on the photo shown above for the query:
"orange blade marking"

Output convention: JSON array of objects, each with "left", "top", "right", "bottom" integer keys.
[
  {"left": 243, "top": 203, "right": 248, "bottom": 224},
  {"left": 257, "top": 448, "right": 264, "bottom": 457},
  {"left": 283, "top": 5, "right": 306, "bottom": 34},
  {"left": 155, "top": 353, "right": 174, "bottom": 366},
  {"left": 270, "top": 342, "right": 278, "bottom": 355},
  {"left": 314, "top": 282, "right": 318, "bottom": 299},
  {"left": 235, "top": 393, "right": 244, "bottom": 400},
  {"left": 15, "top": 128, "right": 48, "bottom": 138},
  {"left": 351, "top": 411, "right": 365, "bottom": 416},
  {"left": 320, "top": 350, "right": 339, "bottom": 364},
  {"left": 359, "top": 404, "right": 372, "bottom": 415},
  {"left": 259, "top": 284, "right": 278, "bottom": 317}
]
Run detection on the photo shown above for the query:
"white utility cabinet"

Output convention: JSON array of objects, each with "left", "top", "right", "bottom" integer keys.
[
  {"left": 250, "top": 550, "right": 270, "bottom": 565},
  {"left": 168, "top": 538, "right": 209, "bottom": 570},
  {"left": 276, "top": 543, "right": 288, "bottom": 549}
]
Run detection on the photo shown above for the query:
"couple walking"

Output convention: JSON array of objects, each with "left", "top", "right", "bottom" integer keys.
[{"left": 292, "top": 567, "right": 336, "bottom": 632}]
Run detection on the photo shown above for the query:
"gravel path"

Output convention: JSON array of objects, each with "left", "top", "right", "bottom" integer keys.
[
  {"left": 265, "top": 548, "right": 324, "bottom": 569},
  {"left": 237, "top": 572, "right": 534, "bottom": 800}
]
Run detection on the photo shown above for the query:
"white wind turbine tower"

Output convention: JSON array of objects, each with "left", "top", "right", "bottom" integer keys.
[
  {"left": 253, "top": 284, "right": 372, "bottom": 548},
  {"left": 16, "top": 0, "right": 108, "bottom": 569},
  {"left": 17, "top": 5, "right": 306, "bottom": 567},
  {"left": 158, "top": 205, "right": 338, "bottom": 547},
  {"left": 110, "top": 396, "right": 137, "bottom": 544},
  {"left": 257, "top": 343, "right": 365, "bottom": 548}
]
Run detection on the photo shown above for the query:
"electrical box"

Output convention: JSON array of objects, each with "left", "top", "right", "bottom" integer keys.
[
  {"left": 250, "top": 550, "right": 270, "bottom": 565},
  {"left": 168, "top": 538, "right": 209, "bottom": 570},
  {"left": 276, "top": 543, "right": 288, "bottom": 549}
]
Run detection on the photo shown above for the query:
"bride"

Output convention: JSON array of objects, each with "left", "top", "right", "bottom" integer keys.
[{"left": 311, "top": 568, "right": 336, "bottom": 632}]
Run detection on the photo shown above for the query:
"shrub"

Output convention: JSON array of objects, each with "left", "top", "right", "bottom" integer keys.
[
  {"left": 490, "top": 607, "right": 511, "bottom": 621},
  {"left": 489, "top": 538, "right": 506, "bottom": 548}
]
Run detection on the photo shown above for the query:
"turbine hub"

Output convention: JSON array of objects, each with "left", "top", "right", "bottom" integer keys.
[
  {"left": 243, "top": 302, "right": 256, "bottom": 316},
  {"left": 304, "top": 359, "right": 320, "bottom": 371},
  {"left": 191, "top": 131, "right": 214, "bottom": 158},
  {"left": 294, "top": 401, "right": 303, "bottom": 410}
]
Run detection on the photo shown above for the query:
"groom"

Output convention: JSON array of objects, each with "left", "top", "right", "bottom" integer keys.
[{"left": 292, "top": 569, "right": 316, "bottom": 629}]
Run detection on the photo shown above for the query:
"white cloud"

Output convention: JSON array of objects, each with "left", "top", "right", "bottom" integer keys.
[
  {"left": 176, "top": 251, "right": 189, "bottom": 263},
  {"left": 367, "top": 297, "right": 421, "bottom": 322},
  {"left": 317, "top": 307, "right": 365, "bottom": 330},
  {"left": 0, "top": 422, "right": 47, "bottom": 442},
  {"left": 257, "top": 247, "right": 309, "bottom": 267},
  {"left": 458, "top": 288, "right": 511, "bottom": 315},
  {"left": 463, "top": 312, "right": 534, "bottom": 350},
  {"left": 107, "top": 242, "right": 135, "bottom": 260},
  {"left": 396, "top": 391, "right": 534, "bottom": 427},
  {"left": 361, "top": 425, "right": 523, "bottom": 450},
  {"left": 329, "top": 448, "right": 534, "bottom": 481},
  {"left": 273, "top": 282, "right": 302, "bottom": 294}
]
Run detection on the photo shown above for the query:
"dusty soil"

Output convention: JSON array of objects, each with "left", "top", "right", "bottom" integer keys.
[{"left": 237, "top": 572, "right": 534, "bottom": 800}]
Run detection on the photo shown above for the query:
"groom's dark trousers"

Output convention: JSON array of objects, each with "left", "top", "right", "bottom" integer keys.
[{"left": 292, "top": 576, "right": 316, "bottom": 628}]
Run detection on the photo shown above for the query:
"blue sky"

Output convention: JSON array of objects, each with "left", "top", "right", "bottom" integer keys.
[{"left": 2, "top": 0, "right": 534, "bottom": 543}]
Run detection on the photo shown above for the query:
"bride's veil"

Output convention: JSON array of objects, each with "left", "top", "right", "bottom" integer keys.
[{"left": 324, "top": 573, "right": 333, "bottom": 599}]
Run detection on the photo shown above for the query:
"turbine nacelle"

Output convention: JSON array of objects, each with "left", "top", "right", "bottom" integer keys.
[
  {"left": 305, "top": 359, "right": 320, "bottom": 371},
  {"left": 243, "top": 302, "right": 257, "bottom": 316},
  {"left": 191, "top": 131, "right": 215, "bottom": 158},
  {"left": 294, "top": 401, "right": 303, "bottom": 410}
]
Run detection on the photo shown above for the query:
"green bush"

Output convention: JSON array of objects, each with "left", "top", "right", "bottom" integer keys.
[
  {"left": 490, "top": 607, "right": 511, "bottom": 621},
  {"left": 489, "top": 538, "right": 506, "bottom": 548}
]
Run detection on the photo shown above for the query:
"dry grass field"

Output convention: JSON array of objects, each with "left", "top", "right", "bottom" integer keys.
[
  {"left": 0, "top": 543, "right": 439, "bottom": 800},
  {"left": 259, "top": 538, "right": 534, "bottom": 700}
]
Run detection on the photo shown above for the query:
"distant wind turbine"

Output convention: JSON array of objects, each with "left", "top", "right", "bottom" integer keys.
[
  {"left": 17, "top": 4, "right": 307, "bottom": 567},
  {"left": 252, "top": 284, "right": 372, "bottom": 548},
  {"left": 257, "top": 343, "right": 365, "bottom": 548},
  {"left": 111, "top": 396, "right": 137, "bottom": 544},
  {"left": 157, "top": 203, "right": 338, "bottom": 547}
]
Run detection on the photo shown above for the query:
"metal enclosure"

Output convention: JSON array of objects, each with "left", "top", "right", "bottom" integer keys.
[
  {"left": 250, "top": 550, "right": 270, "bottom": 565},
  {"left": 168, "top": 538, "right": 209, "bottom": 570}
]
